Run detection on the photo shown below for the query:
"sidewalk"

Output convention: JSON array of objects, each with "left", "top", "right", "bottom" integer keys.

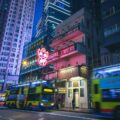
[
  {"left": 0, "top": 106, "right": 7, "bottom": 109},
  {"left": 58, "top": 107, "right": 93, "bottom": 114}
]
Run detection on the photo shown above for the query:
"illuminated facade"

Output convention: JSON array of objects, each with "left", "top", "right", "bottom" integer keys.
[
  {"left": 19, "top": 32, "right": 53, "bottom": 83},
  {"left": 44, "top": 8, "right": 97, "bottom": 109},
  {"left": 20, "top": 7, "right": 101, "bottom": 109}
]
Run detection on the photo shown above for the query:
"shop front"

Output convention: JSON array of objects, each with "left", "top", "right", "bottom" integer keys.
[
  {"left": 66, "top": 77, "right": 88, "bottom": 109},
  {"left": 55, "top": 82, "right": 66, "bottom": 108},
  {"left": 57, "top": 66, "right": 88, "bottom": 109}
]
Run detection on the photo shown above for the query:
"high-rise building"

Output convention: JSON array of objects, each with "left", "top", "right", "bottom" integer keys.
[
  {"left": 0, "top": 0, "right": 36, "bottom": 91},
  {"left": 100, "top": 0, "right": 120, "bottom": 66},
  {"left": 0, "top": 0, "right": 11, "bottom": 52},
  {"left": 36, "top": 0, "right": 71, "bottom": 37}
]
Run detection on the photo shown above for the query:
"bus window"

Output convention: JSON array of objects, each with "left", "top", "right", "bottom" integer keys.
[
  {"left": 17, "top": 95, "right": 25, "bottom": 101},
  {"left": 42, "top": 94, "right": 54, "bottom": 102},
  {"left": 8, "top": 95, "right": 17, "bottom": 101},
  {"left": 94, "top": 84, "right": 99, "bottom": 94},
  {"left": 27, "top": 94, "right": 40, "bottom": 101},
  {"left": 102, "top": 88, "right": 120, "bottom": 102},
  {"left": 10, "top": 89, "right": 19, "bottom": 94},
  {"left": 29, "top": 87, "right": 36, "bottom": 93}
]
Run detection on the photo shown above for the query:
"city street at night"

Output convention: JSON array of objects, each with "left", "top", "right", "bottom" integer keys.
[
  {"left": 0, "top": 0, "right": 120, "bottom": 120},
  {"left": 0, "top": 109, "right": 108, "bottom": 120}
]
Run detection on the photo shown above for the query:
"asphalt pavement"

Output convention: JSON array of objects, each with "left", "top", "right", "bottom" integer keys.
[{"left": 0, "top": 109, "right": 110, "bottom": 120}]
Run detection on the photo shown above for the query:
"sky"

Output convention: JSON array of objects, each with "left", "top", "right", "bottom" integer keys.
[{"left": 32, "top": 0, "right": 43, "bottom": 37}]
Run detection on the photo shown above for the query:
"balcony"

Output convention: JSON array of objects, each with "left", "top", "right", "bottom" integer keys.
[
  {"left": 20, "top": 64, "right": 41, "bottom": 75},
  {"left": 104, "top": 32, "right": 120, "bottom": 51},
  {"left": 50, "top": 25, "right": 84, "bottom": 49},
  {"left": 48, "top": 43, "right": 86, "bottom": 63}
]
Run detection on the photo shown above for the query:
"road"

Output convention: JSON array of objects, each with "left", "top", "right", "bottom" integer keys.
[{"left": 0, "top": 109, "right": 109, "bottom": 120}]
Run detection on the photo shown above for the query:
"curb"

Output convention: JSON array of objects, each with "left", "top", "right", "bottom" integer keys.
[{"left": 56, "top": 109, "right": 93, "bottom": 114}]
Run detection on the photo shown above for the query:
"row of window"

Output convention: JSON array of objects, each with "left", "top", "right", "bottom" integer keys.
[
  {"left": 102, "top": 4, "right": 120, "bottom": 19},
  {"left": 68, "top": 88, "right": 84, "bottom": 97},
  {"left": 104, "top": 23, "right": 120, "bottom": 37},
  {"left": 101, "top": 52, "right": 120, "bottom": 65},
  {"left": 0, "top": 63, "right": 7, "bottom": 67},
  {"left": 68, "top": 80, "right": 84, "bottom": 87}
]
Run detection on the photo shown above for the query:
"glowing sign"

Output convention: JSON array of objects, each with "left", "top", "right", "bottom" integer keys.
[
  {"left": 43, "top": 88, "right": 53, "bottom": 93},
  {"left": 36, "top": 48, "right": 49, "bottom": 66},
  {"left": 58, "top": 88, "right": 66, "bottom": 93}
]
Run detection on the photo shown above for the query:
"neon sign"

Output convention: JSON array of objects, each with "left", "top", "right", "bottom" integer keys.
[{"left": 36, "top": 48, "right": 49, "bottom": 66}]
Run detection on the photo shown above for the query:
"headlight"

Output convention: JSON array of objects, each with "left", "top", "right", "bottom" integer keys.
[
  {"left": 51, "top": 103, "right": 54, "bottom": 106},
  {"left": 40, "top": 103, "right": 44, "bottom": 106}
]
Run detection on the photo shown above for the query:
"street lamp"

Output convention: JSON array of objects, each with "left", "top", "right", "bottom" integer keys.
[
  {"left": 22, "top": 60, "right": 29, "bottom": 67},
  {"left": 21, "top": 60, "right": 30, "bottom": 83}
]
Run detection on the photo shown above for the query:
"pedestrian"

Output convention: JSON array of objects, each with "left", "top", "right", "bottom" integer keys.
[
  {"left": 58, "top": 97, "right": 61, "bottom": 109},
  {"left": 72, "top": 99, "right": 75, "bottom": 110}
]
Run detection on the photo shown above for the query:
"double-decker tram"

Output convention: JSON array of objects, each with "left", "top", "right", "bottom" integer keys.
[
  {"left": 92, "top": 64, "right": 120, "bottom": 119},
  {"left": 5, "top": 80, "right": 54, "bottom": 111}
]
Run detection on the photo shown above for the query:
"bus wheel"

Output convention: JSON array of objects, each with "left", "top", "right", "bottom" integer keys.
[{"left": 113, "top": 106, "right": 120, "bottom": 120}]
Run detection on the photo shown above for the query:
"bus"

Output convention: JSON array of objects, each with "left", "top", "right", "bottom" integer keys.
[
  {"left": 6, "top": 80, "right": 55, "bottom": 110},
  {"left": 6, "top": 85, "right": 18, "bottom": 108},
  {"left": 0, "top": 93, "right": 6, "bottom": 107},
  {"left": 92, "top": 64, "right": 120, "bottom": 119}
]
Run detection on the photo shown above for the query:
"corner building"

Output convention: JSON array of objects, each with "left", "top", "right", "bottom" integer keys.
[{"left": 45, "top": 8, "right": 95, "bottom": 109}]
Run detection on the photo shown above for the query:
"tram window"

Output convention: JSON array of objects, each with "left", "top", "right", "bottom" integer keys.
[
  {"left": 80, "top": 88, "right": 84, "bottom": 97},
  {"left": 94, "top": 84, "right": 99, "bottom": 94}
]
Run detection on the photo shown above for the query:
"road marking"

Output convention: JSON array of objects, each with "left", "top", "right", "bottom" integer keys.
[{"left": 45, "top": 113, "right": 100, "bottom": 120}]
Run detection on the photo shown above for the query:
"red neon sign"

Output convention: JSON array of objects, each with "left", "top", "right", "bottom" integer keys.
[{"left": 36, "top": 48, "right": 49, "bottom": 66}]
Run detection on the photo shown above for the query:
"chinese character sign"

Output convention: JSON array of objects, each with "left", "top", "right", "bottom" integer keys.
[{"left": 36, "top": 48, "right": 49, "bottom": 66}]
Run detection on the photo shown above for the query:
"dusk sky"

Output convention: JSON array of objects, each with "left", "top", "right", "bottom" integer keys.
[{"left": 32, "top": 0, "right": 43, "bottom": 37}]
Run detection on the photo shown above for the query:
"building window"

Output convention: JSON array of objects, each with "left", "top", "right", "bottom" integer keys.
[
  {"left": 68, "top": 81, "right": 72, "bottom": 87},
  {"left": 80, "top": 80, "right": 84, "bottom": 86},
  {"left": 80, "top": 88, "right": 84, "bottom": 97},
  {"left": 68, "top": 89, "right": 72, "bottom": 97},
  {"left": 73, "top": 81, "right": 79, "bottom": 87},
  {"left": 104, "top": 24, "right": 118, "bottom": 37},
  {"left": 94, "top": 84, "right": 99, "bottom": 94}
]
